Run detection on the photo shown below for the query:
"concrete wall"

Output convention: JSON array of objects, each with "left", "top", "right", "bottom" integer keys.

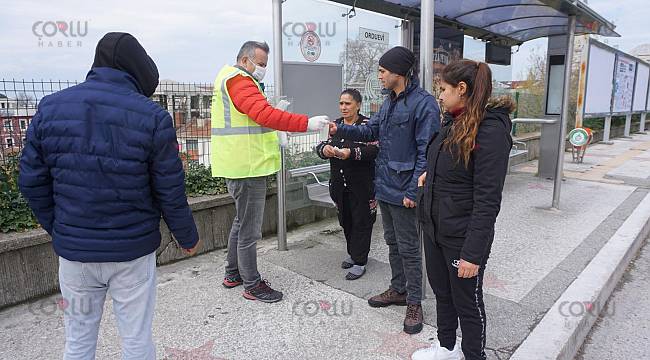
[{"left": 0, "top": 182, "right": 336, "bottom": 309}]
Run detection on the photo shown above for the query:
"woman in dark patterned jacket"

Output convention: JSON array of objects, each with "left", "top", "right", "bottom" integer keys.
[{"left": 316, "top": 89, "right": 379, "bottom": 280}]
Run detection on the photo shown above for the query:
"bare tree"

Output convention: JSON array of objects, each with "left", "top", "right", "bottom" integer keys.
[
  {"left": 520, "top": 46, "right": 547, "bottom": 88},
  {"left": 515, "top": 47, "right": 547, "bottom": 119},
  {"left": 516, "top": 44, "right": 580, "bottom": 130},
  {"left": 15, "top": 93, "right": 36, "bottom": 108},
  {"left": 340, "top": 40, "right": 387, "bottom": 84}
]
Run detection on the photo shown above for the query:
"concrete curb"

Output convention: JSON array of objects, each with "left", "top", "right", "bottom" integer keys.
[{"left": 510, "top": 191, "right": 650, "bottom": 360}]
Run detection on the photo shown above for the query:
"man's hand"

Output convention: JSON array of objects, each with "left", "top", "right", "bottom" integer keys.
[
  {"left": 307, "top": 115, "right": 330, "bottom": 131},
  {"left": 322, "top": 145, "right": 337, "bottom": 158},
  {"left": 335, "top": 148, "right": 351, "bottom": 160},
  {"left": 403, "top": 197, "right": 416, "bottom": 208},
  {"left": 329, "top": 122, "right": 338, "bottom": 135},
  {"left": 457, "top": 259, "right": 479, "bottom": 278},
  {"left": 182, "top": 239, "right": 201, "bottom": 256},
  {"left": 418, "top": 172, "right": 427, "bottom": 187}
]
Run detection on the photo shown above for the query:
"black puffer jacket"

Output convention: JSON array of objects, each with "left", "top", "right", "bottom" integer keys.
[{"left": 417, "top": 96, "right": 514, "bottom": 265}]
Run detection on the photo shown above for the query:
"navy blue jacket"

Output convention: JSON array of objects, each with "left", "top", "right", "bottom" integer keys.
[
  {"left": 18, "top": 67, "right": 199, "bottom": 262},
  {"left": 336, "top": 79, "right": 440, "bottom": 206}
]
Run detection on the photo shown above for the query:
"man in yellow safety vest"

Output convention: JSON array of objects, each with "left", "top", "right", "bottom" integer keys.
[{"left": 211, "top": 40, "right": 329, "bottom": 303}]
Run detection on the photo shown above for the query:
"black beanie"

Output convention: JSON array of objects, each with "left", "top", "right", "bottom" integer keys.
[{"left": 378, "top": 46, "right": 416, "bottom": 77}]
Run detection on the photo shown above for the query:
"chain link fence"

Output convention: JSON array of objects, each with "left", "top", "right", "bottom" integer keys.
[{"left": 0, "top": 80, "right": 79, "bottom": 165}]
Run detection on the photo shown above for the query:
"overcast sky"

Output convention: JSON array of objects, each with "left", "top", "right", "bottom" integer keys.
[{"left": 0, "top": 0, "right": 646, "bottom": 83}]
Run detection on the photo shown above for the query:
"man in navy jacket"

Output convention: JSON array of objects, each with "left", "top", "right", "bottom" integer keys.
[
  {"left": 19, "top": 32, "right": 199, "bottom": 359},
  {"left": 330, "top": 46, "right": 440, "bottom": 335}
]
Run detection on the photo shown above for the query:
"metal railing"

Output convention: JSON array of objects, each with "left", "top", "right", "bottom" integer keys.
[
  {"left": 0, "top": 79, "right": 278, "bottom": 169},
  {"left": 1, "top": 79, "right": 545, "bottom": 170}
]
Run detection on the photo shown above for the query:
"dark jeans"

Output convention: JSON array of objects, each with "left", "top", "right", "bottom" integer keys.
[
  {"left": 379, "top": 200, "right": 422, "bottom": 304},
  {"left": 423, "top": 199, "right": 489, "bottom": 360},
  {"left": 338, "top": 191, "right": 376, "bottom": 266},
  {"left": 224, "top": 177, "right": 267, "bottom": 290}
]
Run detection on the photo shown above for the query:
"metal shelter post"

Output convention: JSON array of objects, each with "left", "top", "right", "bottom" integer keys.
[
  {"left": 419, "top": 0, "right": 434, "bottom": 94},
  {"left": 273, "top": 0, "right": 287, "bottom": 251},
  {"left": 641, "top": 112, "right": 647, "bottom": 133},
  {"left": 624, "top": 113, "right": 632, "bottom": 137},
  {"left": 551, "top": 15, "right": 576, "bottom": 210},
  {"left": 401, "top": 20, "right": 414, "bottom": 50},
  {"left": 419, "top": 0, "right": 435, "bottom": 298},
  {"left": 603, "top": 115, "right": 613, "bottom": 143}
]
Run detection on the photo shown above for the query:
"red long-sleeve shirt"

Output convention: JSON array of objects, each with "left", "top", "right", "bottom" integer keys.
[{"left": 226, "top": 75, "right": 308, "bottom": 132}]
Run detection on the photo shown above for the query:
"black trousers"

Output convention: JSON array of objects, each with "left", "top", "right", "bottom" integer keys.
[
  {"left": 422, "top": 204, "right": 489, "bottom": 360},
  {"left": 337, "top": 190, "right": 376, "bottom": 266}
]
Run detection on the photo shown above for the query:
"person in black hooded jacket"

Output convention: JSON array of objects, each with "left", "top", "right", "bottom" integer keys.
[
  {"left": 19, "top": 32, "right": 199, "bottom": 360},
  {"left": 412, "top": 60, "right": 513, "bottom": 360}
]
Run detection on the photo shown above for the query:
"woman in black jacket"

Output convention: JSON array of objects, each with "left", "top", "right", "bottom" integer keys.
[
  {"left": 316, "top": 89, "right": 378, "bottom": 280},
  {"left": 412, "top": 61, "right": 513, "bottom": 360}
]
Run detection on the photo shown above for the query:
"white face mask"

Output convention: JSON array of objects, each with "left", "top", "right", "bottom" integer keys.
[{"left": 248, "top": 58, "right": 266, "bottom": 82}]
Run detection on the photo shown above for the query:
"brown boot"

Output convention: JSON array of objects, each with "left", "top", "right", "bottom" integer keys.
[
  {"left": 368, "top": 288, "right": 407, "bottom": 308},
  {"left": 403, "top": 304, "right": 423, "bottom": 334}
]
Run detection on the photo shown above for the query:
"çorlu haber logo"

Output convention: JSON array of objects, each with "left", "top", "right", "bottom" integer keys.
[
  {"left": 27, "top": 296, "right": 94, "bottom": 316},
  {"left": 558, "top": 300, "right": 615, "bottom": 318},
  {"left": 291, "top": 299, "right": 353, "bottom": 317},
  {"left": 284, "top": 21, "right": 335, "bottom": 50},
  {"left": 32, "top": 20, "right": 89, "bottom": 48},
  {"left": 283, "top": 22, "right": 336, "bottom": 38}
]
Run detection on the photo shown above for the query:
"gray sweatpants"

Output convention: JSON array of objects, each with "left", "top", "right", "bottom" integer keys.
[{"left": 225, "top": 177, "right": 267, "bottom": 289}]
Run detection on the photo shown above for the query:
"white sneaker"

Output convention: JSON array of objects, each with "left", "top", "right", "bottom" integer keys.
[{"left": 411, "top": 340, "right": 463, "bottom": 360}]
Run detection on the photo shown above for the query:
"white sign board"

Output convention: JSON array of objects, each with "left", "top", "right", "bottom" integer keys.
[
  {"left": 358, "top": 27, "right": 389, "bottom": 45},
  {"left": 584, "top": 44, "right": 616, "bottom": 115},
  {"left": 634, "top": 62, "right": 650, "bottom": 112},
  {"left": 546, "top": 63, "right": 565, "bottom": 115},
  {"left": 613, "top": 55, "right": 637, "bottom": 113}
]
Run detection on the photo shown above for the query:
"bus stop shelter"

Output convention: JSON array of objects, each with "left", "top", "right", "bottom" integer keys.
[{"left": 271, "top": 0, "right": 618, "bottom": 249}]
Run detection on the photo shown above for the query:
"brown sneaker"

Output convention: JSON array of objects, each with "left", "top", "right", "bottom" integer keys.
[
  {"left": 368, "top": 288, "right": 407, "bottom": 308},
  {"left": 403, "top": 304, "right": 424, "bottom": 334}
]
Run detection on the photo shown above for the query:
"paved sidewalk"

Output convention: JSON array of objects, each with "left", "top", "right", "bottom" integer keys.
[
  {"left": 576, "top": 236, "right": 650, "bottom": 360},
  {"left": 2, "top": 133, "right": 650, "bottom": 359}
]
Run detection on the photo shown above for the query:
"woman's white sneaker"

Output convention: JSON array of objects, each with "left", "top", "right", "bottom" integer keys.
[
  {"left": 411, "top": 340, "right": 463, "bottom": 360},
  {"left": 411, "top": 344, "right": 437, "bottom": 360}
]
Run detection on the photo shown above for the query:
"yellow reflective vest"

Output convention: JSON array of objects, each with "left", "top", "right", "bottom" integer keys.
[{"left": 210, "top": 65, "right": 280, "bottom": 179}]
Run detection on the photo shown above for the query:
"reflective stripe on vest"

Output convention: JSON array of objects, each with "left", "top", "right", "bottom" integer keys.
[{"left": 211, "top": 127, "right": 275, "bottom": 135}]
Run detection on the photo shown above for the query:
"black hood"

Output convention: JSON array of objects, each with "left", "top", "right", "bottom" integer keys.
[
  {"left": 91, "top": 32, "right": 159, "bottom": 97},
  {"left": 485, "top": 96, "right": 515, "bottom": 132}
]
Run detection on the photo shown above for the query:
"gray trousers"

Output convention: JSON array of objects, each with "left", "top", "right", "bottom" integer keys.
[
  {"left": 225, "top": 177, "right": 267, "bottom": 289},
  {"left": 59, "top": 252, "right": 156, "bottom": 360},
  {"left": 379, "top": 200, "right": 422, "bottom": 304}
]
